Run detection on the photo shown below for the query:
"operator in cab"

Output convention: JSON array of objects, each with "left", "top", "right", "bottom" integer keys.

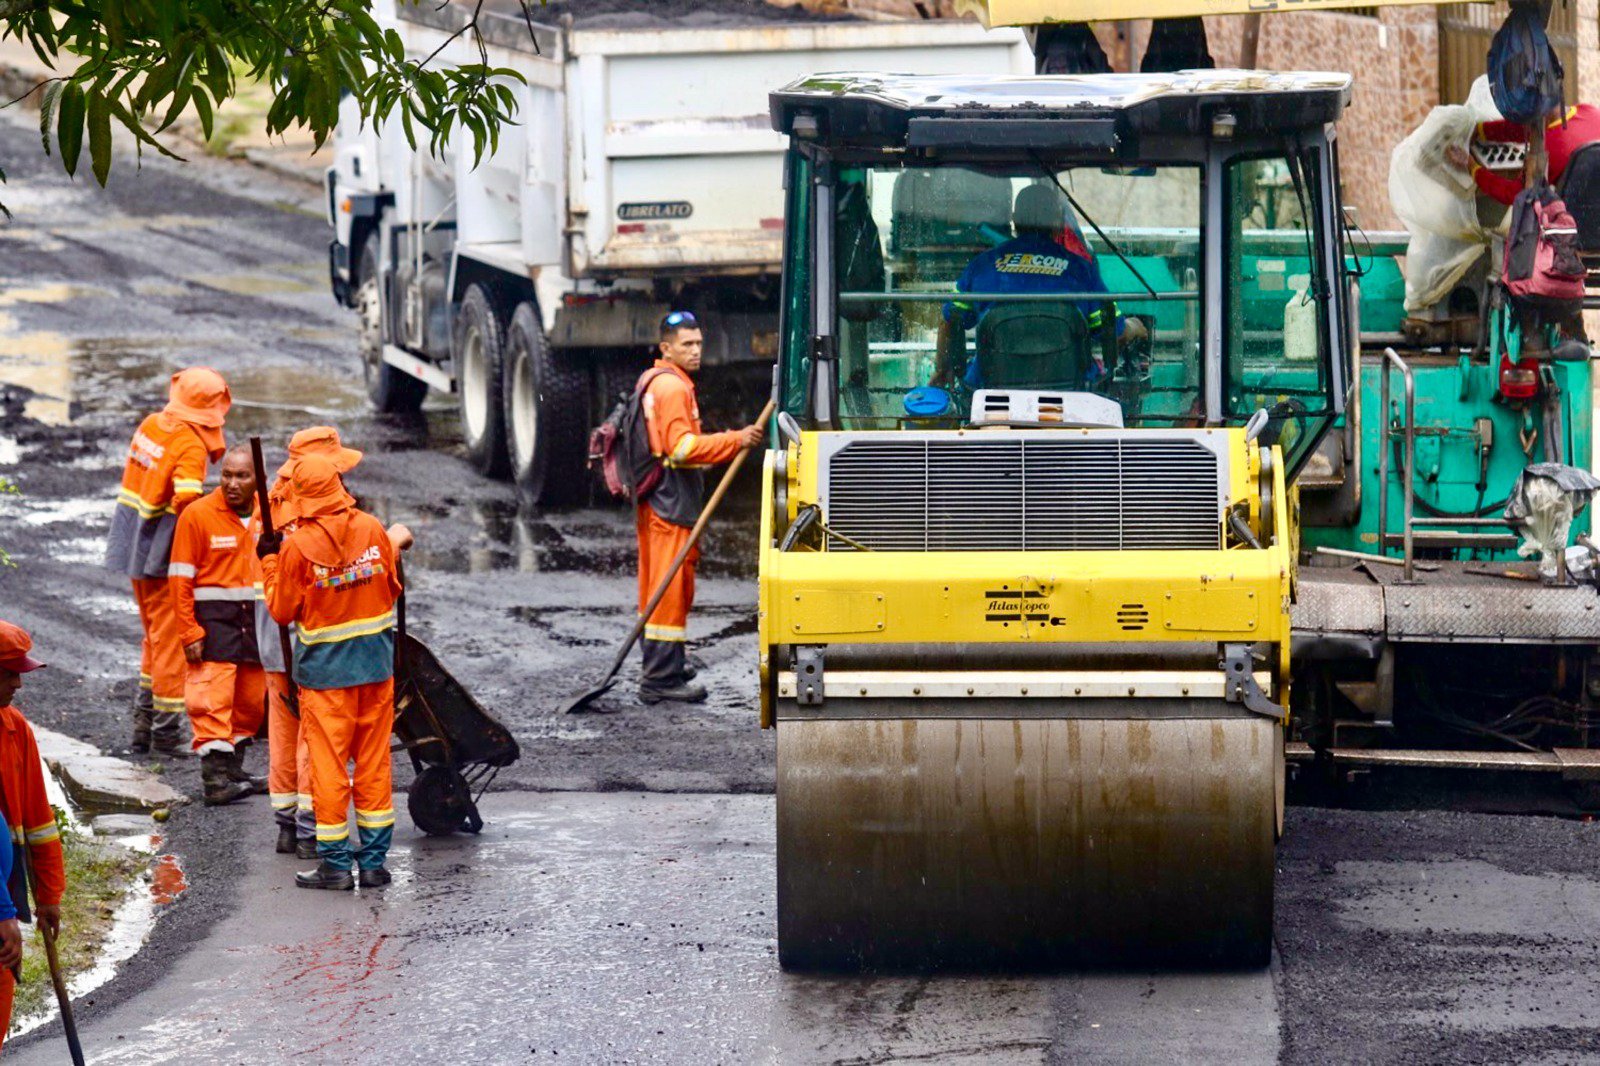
[{"left": 931, "top": 184, "right": 1146, "bottom": 395}]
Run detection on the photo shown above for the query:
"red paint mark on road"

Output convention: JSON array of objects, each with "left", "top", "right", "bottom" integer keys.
[{"left": 150, "top": 853, "right": 188, "bottom": 905}]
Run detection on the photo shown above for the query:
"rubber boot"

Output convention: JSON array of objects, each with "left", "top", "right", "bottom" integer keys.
[
  {"left": 295, "top": 838, "right": 319, "bottom": 860},
  {"left": 200, "top": 752, "right": 253, "bottom": 806},
  {"left": 638, "top": 680, "right": 708, "bottom": 705},
  {"left": 226, "top": 744, "right": 269, "bottom": 795},
  {"left": 276, "top": 826, "right": 297, "bottom": 855},
  {"left": 151, "top": 705, "right": 187, "bottom": 759},
  {"left": 358, "top": 867, "right": 392, "bottom": 889},
  {"left": 130, "top": 686, "right": 153, "bottom": 754},
  {"left": 296, "top": 862, "right": 355, "bottom": 891}
]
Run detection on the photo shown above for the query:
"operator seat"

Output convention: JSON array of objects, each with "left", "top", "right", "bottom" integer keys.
[{"left": 975, "top": 302, "right": 1092, "bottom": 390}]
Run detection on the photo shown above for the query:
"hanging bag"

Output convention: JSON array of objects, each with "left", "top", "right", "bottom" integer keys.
[{"left": 1487, "top": 6, "right": 1564, "bottom": 126}]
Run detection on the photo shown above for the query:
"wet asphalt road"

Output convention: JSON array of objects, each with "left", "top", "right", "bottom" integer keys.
[{"left": 8, "top": 107, "right": 1600, "bottom": 1063}]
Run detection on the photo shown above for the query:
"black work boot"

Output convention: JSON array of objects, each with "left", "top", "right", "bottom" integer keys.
[
  {"left": 638, "top": 680, "right": 708, "bottom": 705},
  {"left": 200, "top": 751, "right": 253, "bottom": 806},
  {"left": 225, "top": 746, "right": 269, "bottom": 795},
  {"left": 296, "top": 862, "right": 355, "bottom": 891},
  {"left": 276, "top": 825, "right": 297, "bottom": 855},
  {"left": 152, "top": 732, "right": 190, "bottom": 761},
  {"left": 358, "top": 867, "right": 392, "bottom": 889},
  {"left": 130, "top": 685, "right": 153, "bottom": 754},
  {"left": 295, "top": 837, "right": 319, "bottom": 860}
]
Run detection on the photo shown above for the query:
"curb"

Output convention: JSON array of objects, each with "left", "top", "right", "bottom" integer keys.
[{"left": 33, "top": 726, "right": 186, "bottom": 814}]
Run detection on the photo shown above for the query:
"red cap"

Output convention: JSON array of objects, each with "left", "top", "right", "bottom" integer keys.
[{"left": 0, "top": 621, "right": 45, "bottom": 673}]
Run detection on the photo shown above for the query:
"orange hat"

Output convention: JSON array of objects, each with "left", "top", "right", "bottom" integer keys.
[
  {"left": 0, "top": 621, "right": 45, "bottom": 674},
  {"left": 164, "top": 367, "right": 230, "bottom": 457},
  {"left": 289, "top": 454, "right": 356, "bottom": 519},
  {"left": 277, "top": 426, "right": 362, "bottom": 481}
]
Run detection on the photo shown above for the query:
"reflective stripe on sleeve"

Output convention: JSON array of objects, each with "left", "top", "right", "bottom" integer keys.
[{"left": 167, "top": 562, "right": 197, "bottom": 578}]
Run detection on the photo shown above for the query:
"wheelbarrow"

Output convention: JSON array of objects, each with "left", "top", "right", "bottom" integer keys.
[{"left": 393, "top": 582, "right": 520, "bottom": 835}]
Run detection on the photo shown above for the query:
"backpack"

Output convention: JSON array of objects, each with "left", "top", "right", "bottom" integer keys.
[
  {"left": 1487, "top": 6, "right": 1564, "bottom": 126},
  {"left": 589, "top": 368, "right": 672, "bottom": 502},
  {"left": 1503, "top": 182, "right": 1586, "bottom": 309}
]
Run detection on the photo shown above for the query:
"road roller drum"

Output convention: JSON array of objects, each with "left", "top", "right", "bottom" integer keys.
[{"left": 776, "top": 708, "right": 1279, "bottom": 971}]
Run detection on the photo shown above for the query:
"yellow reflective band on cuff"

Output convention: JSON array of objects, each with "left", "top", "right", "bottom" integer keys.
[
  {"left": 172, "top": 479, "right": 204, "bottom": 496},
  {"left": 139, "top": 674, "right": 153, "bottom": 688},
  {"left": 25, "top": 824, "right": 60, "bottom": 845},
  {"left": 669, "top": 433, "right": 698, "bottom": 465},
  {"left": 297, "top": 610, "right": 397, "bottom": 646},
  {"left": 269, "top": 793, "right": 298, "bottom": 811},
  {"left": 152, "top": 695, "right": 187, "bottom": 713},
  {"left": 296, "top": 796, "right": 313, "bottom": 811},
  {"left": 643, "top": 623, "right": 686, "bottom": 642},
  {"left": 354, "top": 809, "right": 395, "bottom": 829},
  {"left": 8, "top": 827, "right": 20, "bottom": 843},
  {"left": 315, "top": 824, "right": 350, "bottom": 842}
]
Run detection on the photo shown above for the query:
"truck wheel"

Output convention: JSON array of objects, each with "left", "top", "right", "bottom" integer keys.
[
  {"left": 453, "top": 284, "right": 510, "bottom": 478},
  {"left": 503, "top": 302, "right": 590, "bottom": 507},
  {"left": 357, "top": 237, "right": 428, "bottom": 414}
]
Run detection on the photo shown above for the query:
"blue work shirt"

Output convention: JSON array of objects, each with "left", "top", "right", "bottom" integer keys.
[
  {"left": 0, "top": 832, "right": 14, "bottom": 922},
  {"left": 943, "top": 234, "right": 1117, "bottom": 332},
  {"left": 942, "top": 234, "right": 1119, "bottom": 390}
]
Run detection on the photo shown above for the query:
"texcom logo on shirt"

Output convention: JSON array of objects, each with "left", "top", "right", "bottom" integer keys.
[{"left": 994, "top": 253, "right": 1071, "bottom": 276}]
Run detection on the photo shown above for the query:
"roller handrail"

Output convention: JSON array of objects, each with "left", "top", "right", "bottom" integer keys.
[{"left": 1376, "top": 347, "right": 1416, "bottom": 582}]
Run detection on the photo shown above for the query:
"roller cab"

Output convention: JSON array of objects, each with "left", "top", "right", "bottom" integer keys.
[{"left": 762, "top": 71, "right": 1354, "bottom": 970}]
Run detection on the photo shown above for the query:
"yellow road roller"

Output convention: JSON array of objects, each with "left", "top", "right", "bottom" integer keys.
[{"left": 759, "top": 70, "right": 1356, "bottom": 969}]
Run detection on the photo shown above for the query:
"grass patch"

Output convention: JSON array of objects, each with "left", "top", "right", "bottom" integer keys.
[{"left": 11, "top": 821, "right": 143, "bottom": 1026}]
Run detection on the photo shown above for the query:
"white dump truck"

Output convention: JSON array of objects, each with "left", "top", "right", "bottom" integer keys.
[{"left": 324, "top": 0, "right": 1029, "bottom": 504}]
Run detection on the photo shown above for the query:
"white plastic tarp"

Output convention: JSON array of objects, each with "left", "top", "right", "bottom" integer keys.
[{"left": 1389, "top": 77, "right": 1507, "bottom": 312}]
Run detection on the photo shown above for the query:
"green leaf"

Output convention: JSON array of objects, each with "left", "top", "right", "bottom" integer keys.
[
  {"left": 109, "top": 100, "right": 183, "bottom": 161},
  {"left": 87, "top": 90, "right": 111, "bottom": 185},
  {"left": 38, "top": 81, "right": 62, "bottom": 158},
  {"left": 192, "top": 90, "right": 213, "bottom": 141},
  {"left": 57, "top": 84, "right": 85, "bottom": 177}
]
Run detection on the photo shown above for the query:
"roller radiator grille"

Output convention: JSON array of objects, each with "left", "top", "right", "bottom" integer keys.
[{"left": 823, "top": 438, "right": 1223, "bottom": 551}]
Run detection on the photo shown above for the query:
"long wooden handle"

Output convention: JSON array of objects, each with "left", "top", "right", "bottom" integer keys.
[
  {"left": 16, "top": 837, "right": 84, "bottom": 1064},
  {"left": 600, "top": 399, "right": 777, "bottom": 684}
]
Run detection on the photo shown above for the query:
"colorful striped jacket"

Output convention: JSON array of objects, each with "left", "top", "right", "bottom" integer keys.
[{"left": 262, "top": 509, "right": 403, "bottom": 690}]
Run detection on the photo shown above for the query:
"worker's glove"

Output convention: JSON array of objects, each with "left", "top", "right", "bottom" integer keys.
[{"left": 255, "top": 532, "right": 283, "bottom": 559}]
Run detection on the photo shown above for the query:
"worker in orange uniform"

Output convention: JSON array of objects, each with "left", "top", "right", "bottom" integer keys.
[
  {"left": 262, "top": 428, "right": 363, "bottom": 859},
  {"left": 170, "top": 446, "right": 270, "bottom": 806},
  {"left": 104, "top": 367, "right": 231, "bottom": 758},
  {"left": 260, "top": 454, "right": 404, "bottom": 891},
  {"left": 0, "top": 621, "right": 66, "bottom": 1049},
  {"left": 262, "top": 427, "right": 409, "bottom": 859},
  {"left": 636, "top": 311, "right": 765, "bottom": 704}
]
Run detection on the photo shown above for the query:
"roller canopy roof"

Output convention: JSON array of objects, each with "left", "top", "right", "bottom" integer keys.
[{"left": 770, "top": 70, "right": 1353, "bottom": 149}]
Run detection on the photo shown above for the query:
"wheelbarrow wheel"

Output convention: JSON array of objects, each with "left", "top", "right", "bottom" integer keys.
[{"left": 408, "top": 766, "right": 475, "bottom": 836}]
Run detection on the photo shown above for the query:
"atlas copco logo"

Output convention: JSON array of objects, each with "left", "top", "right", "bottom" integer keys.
[{"left": 617, "top": 201, "right": 693, "bottom": 221}]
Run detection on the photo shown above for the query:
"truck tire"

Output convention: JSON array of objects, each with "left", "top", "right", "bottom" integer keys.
[
  {"left": 357, "top": 236, "right": 428, "bottom": 414},
  {"left": 453, "top": 284, "right": 510, "bottom": 478},
  {"left": 503, "top": 302, "right": 590, "bottom": 507}
]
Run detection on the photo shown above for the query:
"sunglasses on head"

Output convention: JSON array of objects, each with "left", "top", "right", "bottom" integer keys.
[{"left": 662, "top": 310, "right": 698, "bottom": 330}]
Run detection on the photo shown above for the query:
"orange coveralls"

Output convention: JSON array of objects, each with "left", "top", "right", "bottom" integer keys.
[
  {"left": 637, "top": 361, "right": 742, "bottom": 684},
  {"left": 0, "top": 704, "right": 66, "bottom": 1046},
  {"left": 263, "top": 477, "right": 313, "bottom": 841},
  {"left": 170, "top": 488, "right": 266, "bottom": 754},
  {"left": 263, "top": 509, "right": 403, "bottom": 871},
  {"left": 103, "top": 412, "right": 212, "bottom": 744}
]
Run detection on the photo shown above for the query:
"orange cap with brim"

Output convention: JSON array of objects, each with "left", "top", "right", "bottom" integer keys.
[
  {"left": 164, "top": 367, "right": 231, "bottom": 457},
  {"left": 289, "top": 454, "right": 356, "bottom": 519},
  {"left": 0, "top": 620, "right": 46, "bottom": 674},
  {"left": 277, "top": 426, "right": 362, "bottom": 481}
]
